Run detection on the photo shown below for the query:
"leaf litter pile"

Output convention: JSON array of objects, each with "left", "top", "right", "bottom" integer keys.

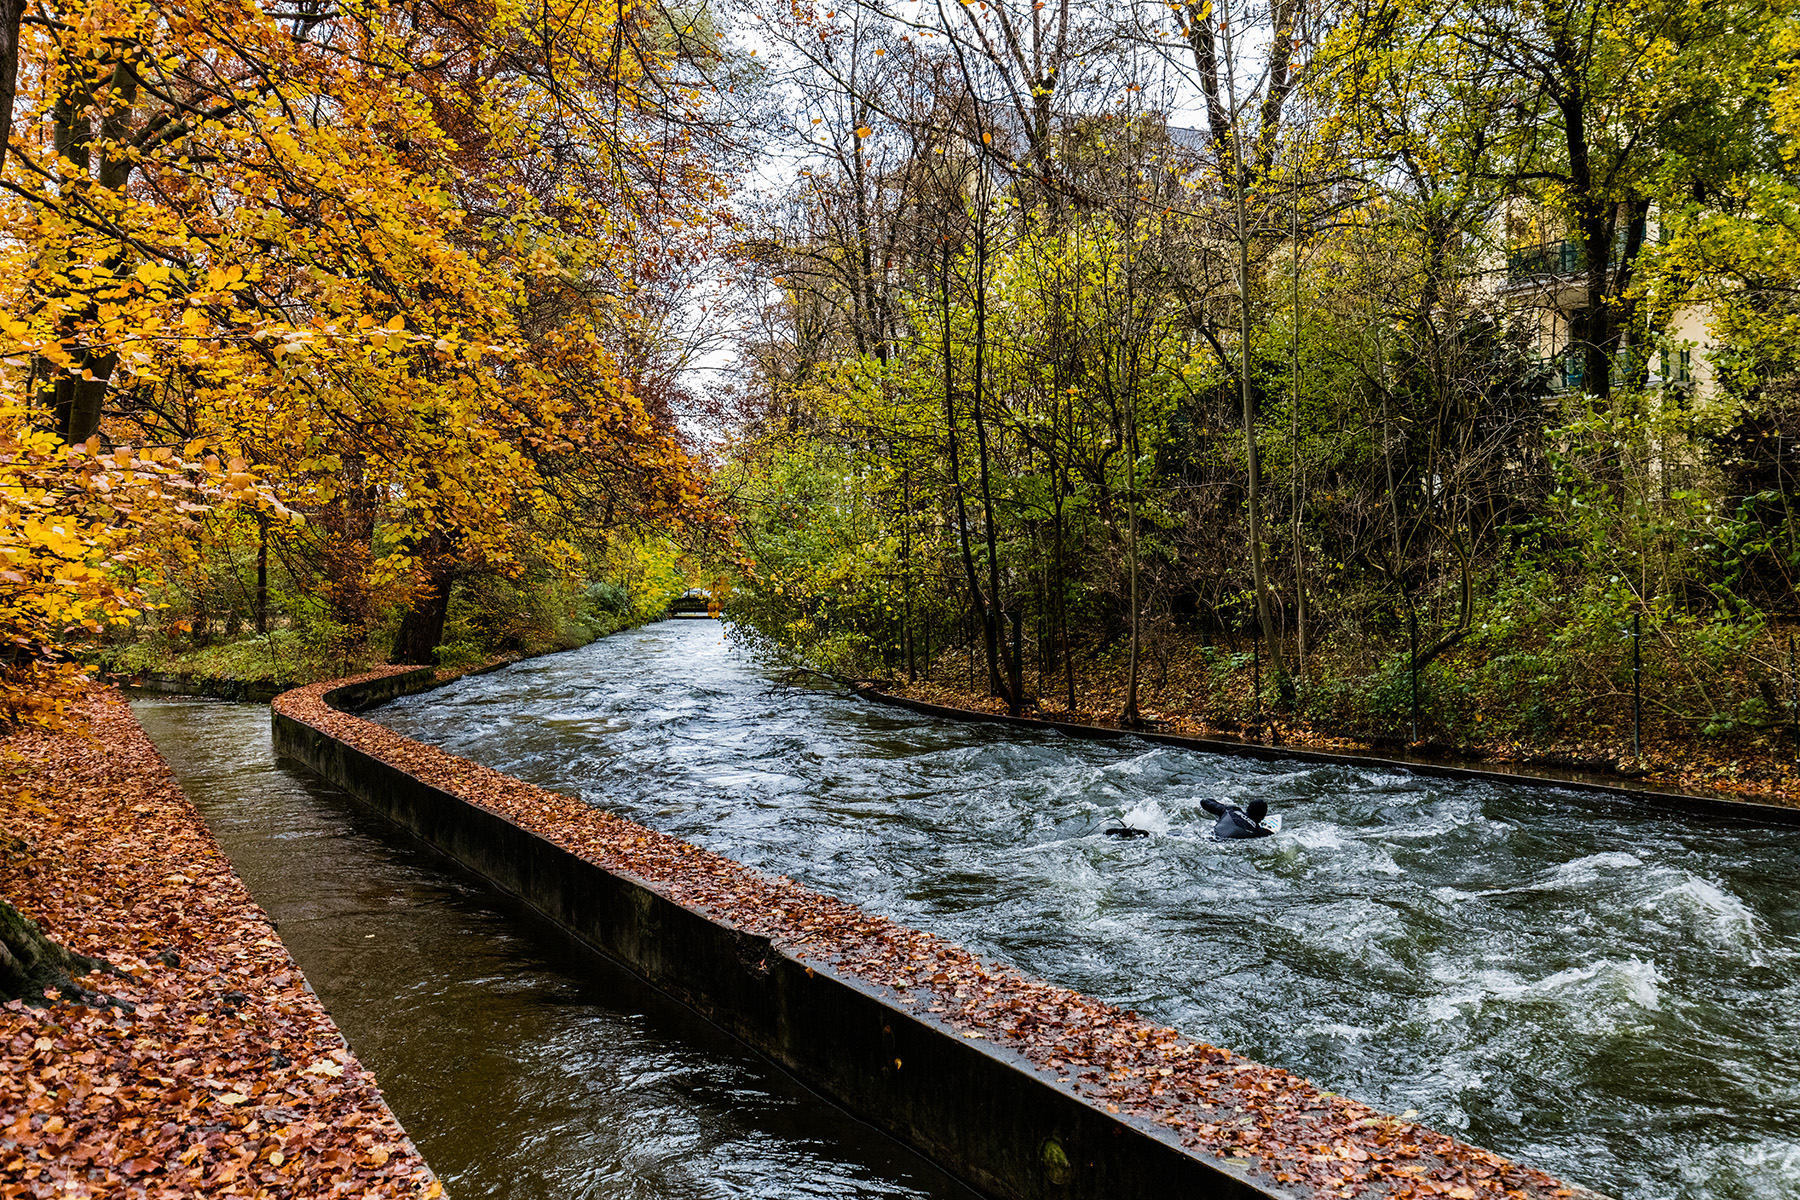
[
  {"left": 279, "top": 669, "right": 1599, "bottom": 1200},
  {"left": 0, "top": 689, "right": 440, "bottom": 1199}
]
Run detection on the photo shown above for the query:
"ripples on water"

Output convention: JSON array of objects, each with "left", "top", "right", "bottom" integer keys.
[
  {"left": 132, "top": 698, "right": 978, "bottom": 1200},
  {"left": 370, "top": 621, "right": 1800, "bottom": 1200}
]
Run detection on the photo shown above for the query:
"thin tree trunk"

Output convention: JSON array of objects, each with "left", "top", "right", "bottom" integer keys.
[
  {"left": 1290, "top": 203, "right": 1308, "bottom": 681},
  {"left": 1053, "top": 398, "right": 1076, "bottom": 713},
  {"left": 902, "top": 471, "right": 915, "bottom": 682},
  {"left": 968, "top": 219, "right": 1014, "bottom": 710},
  {"left": 255, "top": 518, "right": 270, "bottom": 635},
  {"left": 1124, "top": 382, "right": 1143, "bottom": 722},
  {"left": 1239, "top": 215, "right": 1287, "bottom": 692},
  {"left": 0, "top": 0, "right": 23, "bottom": 181},
  {"left": 941, "top": 242, "right": 995, "bottom": 695}
]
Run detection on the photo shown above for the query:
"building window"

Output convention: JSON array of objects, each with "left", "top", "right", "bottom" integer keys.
[
  {"left": 1563, "top": 350, "right": 1584, "bottom": 390},
  {"left": 1508, "top": 239, "right": 1587, "bottom": 282},
  {"left": 1659, "top": 347, "right": 1693, "bottom": 384}
]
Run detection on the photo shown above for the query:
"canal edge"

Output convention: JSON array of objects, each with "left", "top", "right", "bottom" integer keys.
[
  {"left": 850, "top": 685, "right": 1800, "bottom": 827},
  {"left": 3, "top": 690, "right": 449, "bottom": 1198}
]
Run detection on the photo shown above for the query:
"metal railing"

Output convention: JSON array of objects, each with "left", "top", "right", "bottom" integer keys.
[{"left": 1506, "top": 239, "right": 1586, "bottom": 282}]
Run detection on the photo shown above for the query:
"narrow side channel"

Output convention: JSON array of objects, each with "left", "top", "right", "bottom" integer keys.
[{"left": 132, "top": 695, "right": 982, "bottom": 1200}]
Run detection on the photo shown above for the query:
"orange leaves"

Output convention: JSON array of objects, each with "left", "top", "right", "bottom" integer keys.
[
  {"left": 0, "top": 413, "right": 287, "bottom": 730},
  {"left": 0, "top": 692, "right": 439, "bottom": 1197},
  {"left": 2, "top": 0, "right": 723, "bottom": 668}
]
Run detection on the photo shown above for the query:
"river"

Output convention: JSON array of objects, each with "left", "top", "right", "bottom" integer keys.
[{"left": 364, "top": 619, "right": 1800, "bottom": 1200}]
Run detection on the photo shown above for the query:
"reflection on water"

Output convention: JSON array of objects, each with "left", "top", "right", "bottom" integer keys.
[
  {"left": 372, "top": 620, "right": 1800, "bottom": 1200},
  {"left": 132, "top": 697, "right": 977, "bottom": 1200}
]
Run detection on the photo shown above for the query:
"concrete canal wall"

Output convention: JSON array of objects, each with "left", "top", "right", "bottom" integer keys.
[
  {"left": 271, "top": 670, "right": 1286, "bottom": 1200},
  {"left": 271, "top": 666, "right": 1599, "bottom": 1200}
]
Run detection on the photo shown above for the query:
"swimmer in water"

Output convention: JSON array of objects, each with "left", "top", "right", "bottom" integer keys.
[{"left": 1200, "top": 798, "right": 1273, "bottom": 839}]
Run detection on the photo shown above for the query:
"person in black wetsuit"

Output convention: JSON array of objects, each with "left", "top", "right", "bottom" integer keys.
[{"left": 1201, "top": 798, "right": 1273, "bottom": 839}]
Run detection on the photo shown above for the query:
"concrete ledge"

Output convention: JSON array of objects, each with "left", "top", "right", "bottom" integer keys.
[
  {"left": 272, "top": 674, "right": 1285, "bottom": 1200},
  {"left": 121, "top": 670, "right": 289, "bottom": 703},
  {"left": 852, "top": 686, "right": 1800, "bottom": 828},
  {"left": 322, "top": 667, "right": 437, "bottom": 713},
  {"left": 272, "top": 668, "right": 1598, "bottom": 1200}
]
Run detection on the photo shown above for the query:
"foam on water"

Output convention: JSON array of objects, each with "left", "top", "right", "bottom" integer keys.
[
  {"left": 1649, "top": 876, "right": 1762, "bottom": 948},
  {"left": 372, "top": 622, "right": 1800, "bottom": 1200},
  {"left": 1549, "top": 850, "right": 1649, "bottom": 884},
  {"left": 1429, "top": 958, "right": 1665, "bottom": 1022},
  {"left": 1114, "top": 798, "right": 1173, "bottom": 834},
  {"left": 1292, "top": 825, "right": 1346, "bottom": 851}
]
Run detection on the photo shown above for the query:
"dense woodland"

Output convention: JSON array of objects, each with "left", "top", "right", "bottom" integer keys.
[
  {"left": 720, "top": 0, "right": 1800, "bottom": 771},
  {"left": 3, "top": 0, "right": 1800, "bottom": 762}
]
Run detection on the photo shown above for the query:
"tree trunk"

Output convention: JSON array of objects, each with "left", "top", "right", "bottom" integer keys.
[
  {"left": 1123, "top": 388, "right": 1143, "bottom": 723},
  {"left": 0, "top": 895, "right": 104, "bottom": 1006},
  {"left": 0, "top": 0, "right": 22, "bottom": 181},
  {"left": 40, "top": 61, "right": 138, "bottom": 445},
  {"left": 968, "top": 221, "right": 1015, "bottom": 712},
  {"left": 255, "top": 518, "right": 269, "bottom": 635},
  {"left": 941, "top": 243, "right": 997, "bottom": 701},
  {"left": 1054, "top": 404, "right": 1076, "bottom": 714},
  {"left": 1291, "top": 203, "right": 1309, "bottom": 683},
  {"left": 1239, "top": 223, "right": 1287, "bottom": 694},
  {"left": 902, "top": 470, "right": 915, "bottom": 682},
  {"left": 391, "top": 570, "right": 454, "bottom": 665}
]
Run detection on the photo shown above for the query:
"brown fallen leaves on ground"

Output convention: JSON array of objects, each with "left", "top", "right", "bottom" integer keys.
[
  {"left": 279, "top": 669, "right": 1596, "bottom": 1200},
  {"left": 0, "top": 689, "right": 440, "bottom": 1200},
  {"left": 893, "top": 676, "right": 1800, "bottom": 814}
]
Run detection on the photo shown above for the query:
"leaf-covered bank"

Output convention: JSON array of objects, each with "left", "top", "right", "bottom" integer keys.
[
  {"left": 875, "top": 625, "right": 1800, "bottom": 808},
  {"left": 0, "top": 691, "right": 439, "bottom": 1197}
]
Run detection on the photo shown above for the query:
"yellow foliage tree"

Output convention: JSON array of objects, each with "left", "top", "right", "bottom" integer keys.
[{"left": 0, "top": 0, "right": 726, "bottom": 672}]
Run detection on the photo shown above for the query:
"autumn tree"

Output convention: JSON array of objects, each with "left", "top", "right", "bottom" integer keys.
[{"left": 0, "top": 0, "right": 730, "bottom": 997}]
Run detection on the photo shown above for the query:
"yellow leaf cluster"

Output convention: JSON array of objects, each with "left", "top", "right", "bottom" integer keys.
[{"left": 1, "top": 0, "right": 732, "bottom": 700}]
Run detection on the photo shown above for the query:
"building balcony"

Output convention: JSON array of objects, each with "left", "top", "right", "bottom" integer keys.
[{"left": 1507, "top": 239, "right": 1585, "bottom": 283}]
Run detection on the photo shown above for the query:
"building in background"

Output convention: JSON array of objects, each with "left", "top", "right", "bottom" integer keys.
[{"left": 1497, "top": 213, "right": 1713, "bottom": 403}]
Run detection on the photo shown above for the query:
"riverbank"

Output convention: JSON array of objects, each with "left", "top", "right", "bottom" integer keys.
[
  {"left": 278, "top": 664, "right": 1595, "bottom": 1200},
  {"left": 888, "top": 665, "right": 1800, "bottom": 812},
  {"left": 101, "top": 604, "right": 670, "bottom": 702},
  {"left": 0, "top": 689, "right": 440, "bottom": 1197}
]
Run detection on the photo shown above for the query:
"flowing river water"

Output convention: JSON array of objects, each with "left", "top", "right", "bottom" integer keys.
[{"left": 359, "top": 620, "right": 1800, "bottom": 1200}]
